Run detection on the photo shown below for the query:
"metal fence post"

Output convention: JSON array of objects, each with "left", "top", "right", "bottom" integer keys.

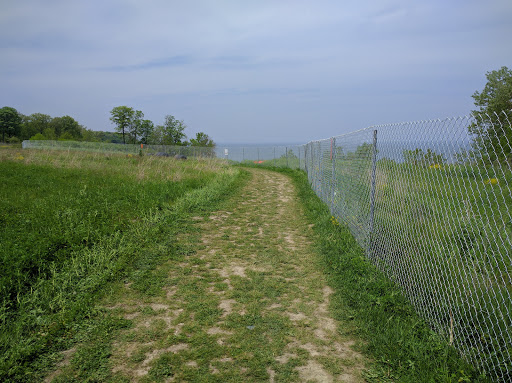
[
  {"left": 331, "top": 137, "right": 336, "bottom": 211},
  {"left": 317, "top": 141, "right": 322, "bottom": 197},
  {"left": 286, "top": 146, "right": 289, "bottom": 168},
  {"left": 368, "top": 129, "right": 378, "bottom": 251}
]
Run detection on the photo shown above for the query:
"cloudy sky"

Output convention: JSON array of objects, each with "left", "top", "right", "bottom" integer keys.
[{"left": 1, "top": 0, "right": 511, "bottom": 144}]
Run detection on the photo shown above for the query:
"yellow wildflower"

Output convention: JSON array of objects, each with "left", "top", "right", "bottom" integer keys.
[
  {"left": 429, "top": 164, "right": 442, "bottom": 169},
  {"left": 484, "top": 178, "right": 499, "bottom": 185}
]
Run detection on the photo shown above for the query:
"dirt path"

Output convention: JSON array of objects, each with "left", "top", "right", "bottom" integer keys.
[{"left": 50, "top": 168, "right": 367, "bottom": 382}]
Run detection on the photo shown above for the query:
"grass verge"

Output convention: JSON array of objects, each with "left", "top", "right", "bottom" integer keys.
[
  {"left": 0, "top": 148, "right": 244, "bottom": 382},
  {"left": 275, "top": 166, "right": 491, "bottom": 382}
]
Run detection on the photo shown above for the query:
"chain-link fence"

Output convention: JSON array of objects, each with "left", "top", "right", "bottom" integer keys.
[
  {"left": 215, "top": 145, "right": 303, "bottom": 168},
  {"left": 300, "top": 112, "right": 512, "bottom": 381},
  {"left": 22, "top": 140, "right": 217, "bottom": 158},
  {"left": 22, "top": 140, "right": 305, "bottom": 168}
]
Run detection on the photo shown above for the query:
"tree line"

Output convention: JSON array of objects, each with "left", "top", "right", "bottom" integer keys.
[
  {"left": 0, "top": 106, "right": 215, "bottom": 148},
  {"left": 0, "top": 109, "right": 86, "bottom": 143},
  {"left": 108, "top": 106, "right": 214, "bottom": 147}
]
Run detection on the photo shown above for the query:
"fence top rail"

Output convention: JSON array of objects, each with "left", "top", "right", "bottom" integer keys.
[{"left": 304, "top": 111, "right": 511, "bottom": 146}]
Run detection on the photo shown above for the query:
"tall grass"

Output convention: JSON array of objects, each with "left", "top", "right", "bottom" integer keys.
[
  {"left": 277, "top": 167, "right": 489, "bottom": 382},
  {"left": 367, "top": 160, "right": 512, "bottom": 380},
  {"left": 0, "top": 148, "right": 241, "bottom": 381}
]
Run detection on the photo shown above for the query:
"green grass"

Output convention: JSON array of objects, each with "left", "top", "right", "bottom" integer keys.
[
  {"left": 0, "top": 148, "right": 241, "bottom": 382},
  {"left": 300, "top": 150, "right": 512, "bottom": 381},
  {"left": 276, "top": 166, "right": 491, "bottom": 382},
  {"left": 368, "top": 160, "right": 512, "bottom": 380}
]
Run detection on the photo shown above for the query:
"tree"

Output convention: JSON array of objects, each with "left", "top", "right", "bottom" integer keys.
[
  {"left": 20, "top": 113, "right": 51, "bottom": 140},
  {"left": 189, "top": 132, "right": 215, "bottom": 147},
  {"left": 162, "top": 115, "right": 186, "bottom": 145},
  {"left": 148, "top": 125, "right": 164, "bottom": 145},
  {"left": 403, "top": 148, "right": 445, "bottom": 167},
  {"left": 469, "top": 66, "right": 512, "bottom": 165},
  {"left": 110, "top": 106, "right": 134, "bottom": 144},
  {"left": 127, "top": 110, "right": 144, "bottom": 144},
  {"left": 0, "top": 106, "right": 22, "bottom": 142},
  {"left": 138, "top": 119, "right": 154, "bottom": 144},
  {"left": 49, "top": 116, "right": 82, "bottom": 139}
]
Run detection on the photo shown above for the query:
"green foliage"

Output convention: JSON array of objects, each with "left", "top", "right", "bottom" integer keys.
[
  {"left": 161, "top": 114, "right": 187, "bottom": 145},
  {"left": 469, "top": 66, "right": 512, "bottom": 165},
  {"left": 138, "top": 118, "right": 154, "bottom": 144},
  {"left": 29, "top": 132, "right": 47, "bottom": 140},
  {"left": 403, "top": 147, "right": 446, "bottom": 166},
  {"left": 109, "top": 106, "right": 150, "bottom": 144},
  {"left": 21, "top": 112, "right": 52, "bottom": 140},
  {"left": 17, "top": 112, "right": 90, "bottom": 142},
  {"left": 109, "top": 106, "right": 135, "bottom": 144},
  {"left": 354, "top": 142, "right": 374, "bottom": 158},
  {"left": 0, "top": 106, "right": 22, "bottom": 142},
  {"left": 50, "top": 115, "right": 83, "bottom": 139},
  {"left": 190, "top": 131, "right": 215, "bottom": 147},
  {"left": 279, "top": 168, "right": 489, "bottom": 382}
]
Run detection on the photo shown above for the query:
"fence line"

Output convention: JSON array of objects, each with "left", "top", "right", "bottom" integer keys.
[
  {"left": 21, "top": 140, "right": 218, "bottom": 158},
  {"left": 22, "top": 112, "right": 512, "bottom": 380},
  {"left": 300, "top": 112, "right": 512, "bottom": 381}
]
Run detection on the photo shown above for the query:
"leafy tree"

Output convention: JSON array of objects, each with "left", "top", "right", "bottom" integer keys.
[
  {"left": 403, "top": 148, "right": 445, "bottom": 167},
  {"left": 110, "top": 106, "right": 134, "bottom": 144},
  {"left": 148, "top": 125, "right": 164, "bottom": 145},
  {"left": 0, "top": 106, "right": 22, "bottom": 142},
  {"left": 189, "top": 132, "right": 215, "bottom": 147},
  {"left": 79, "top": 126, "right": 100, "bottom": 142},
  {"left": 347, "top": 143, "right": 376, "bottom": 159},
  {"left": 469, "top": 66, "right": 512, "bottom": 165},
  {"left": 49, "top": 116, "right": 82, "bottom": 139},
  {"left": 20, "top": 113, "right": 51, "bottom": 140},
  {"left": 281, "top": 148, "right": 297, "bottom": 159},
  {"left": 138, "top": 119, "right": 154, "bottom": 144},
  {"left": 126, "top": 110, "right": 144, "bottom": 144},
  {"left": 162, "top": 115, "right": 186, "bottom": 145}
]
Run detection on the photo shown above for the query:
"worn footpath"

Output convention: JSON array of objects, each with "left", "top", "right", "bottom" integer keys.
[{"left": 49, "top": 168, "right": 367, "bottom": 382}]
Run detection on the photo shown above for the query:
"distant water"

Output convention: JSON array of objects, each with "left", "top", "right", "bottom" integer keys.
[{"left": 214, "top": 139, "right": 474, "bottom": 164}]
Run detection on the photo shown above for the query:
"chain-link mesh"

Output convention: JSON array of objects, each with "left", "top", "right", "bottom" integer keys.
[
  {"left": 303, "top": 112, "right": 512, "bottom": 381},
  {"left": 22, "top": 140, "right": 303, "bottom": 168},
  {"left": 22, "top": 140, "right": 217, "bottom": 157},
  {"left": 215, "top": 145, "right": 302, "bottom": 169}
]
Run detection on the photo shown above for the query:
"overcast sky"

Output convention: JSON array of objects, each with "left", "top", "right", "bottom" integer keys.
[{"left": 1, "top": 0, "right": 511, "bottom": 144}]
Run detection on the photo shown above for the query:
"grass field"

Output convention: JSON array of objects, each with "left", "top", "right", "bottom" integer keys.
[{"left": 0, "top": 148, "right": 241, "bottom": 381}]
